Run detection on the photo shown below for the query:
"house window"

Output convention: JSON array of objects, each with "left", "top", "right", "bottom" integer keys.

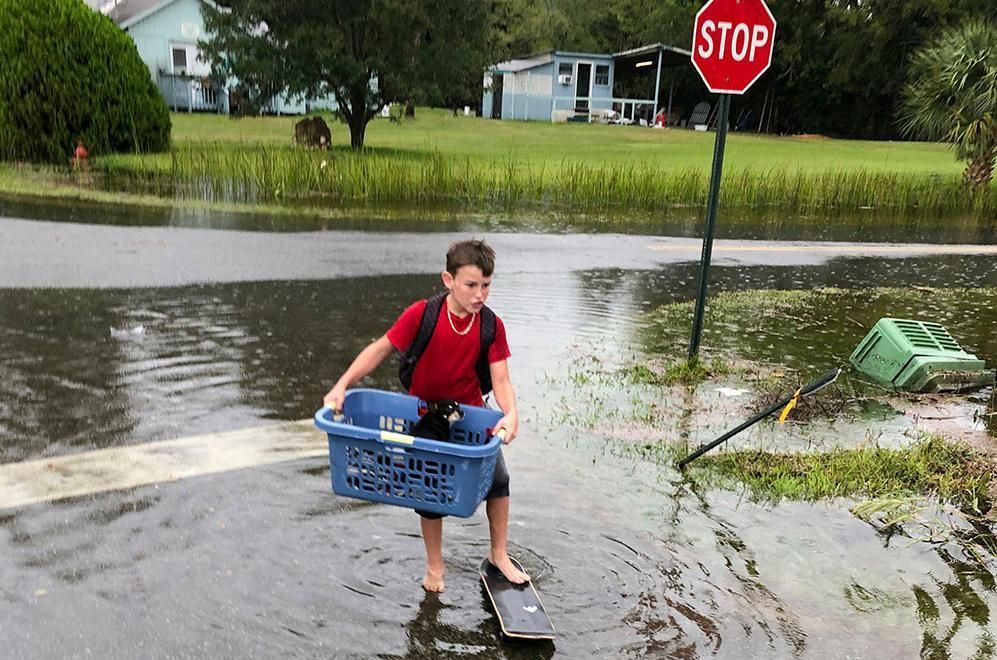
[
  {"left": 172, "top": 47, "right": 188, "bottom": 74},
  {"left": 558, "top": 62, "right": 572, "bottom": 77},
  {"left": 595, "top": 64, "right": 609, "bottom": 86}
]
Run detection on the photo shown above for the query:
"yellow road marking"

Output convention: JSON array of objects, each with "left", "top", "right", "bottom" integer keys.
[{"left": 0, "top": 420, "right": 326, "bottom": 511}]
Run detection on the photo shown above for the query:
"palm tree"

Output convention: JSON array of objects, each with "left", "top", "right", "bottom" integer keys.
[{"left": 899, "top": 20, "right": 997, "bottom": 190}]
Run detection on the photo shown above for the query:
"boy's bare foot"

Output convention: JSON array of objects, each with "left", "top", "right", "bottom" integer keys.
[
  {"left": 422, "top": 568, "right": 445, "bottom": 592},
  {"left": 488, "top": 552, "right": 530, "bottom": 584}
]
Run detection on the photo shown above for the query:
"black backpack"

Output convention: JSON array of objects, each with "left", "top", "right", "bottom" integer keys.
[{"left": 398, "top": 292, "right": 497, "bottom": 395}]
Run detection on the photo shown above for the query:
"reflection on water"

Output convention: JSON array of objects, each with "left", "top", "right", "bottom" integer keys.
[
  {"left": 380, "top": 591, "right": 555, "bottom": 660},
  {"left": 0, "top": 277, "right": 442, "bottom": 462},
  {"left": 3, "top": 193, "right": 997, "bottom": 243},
  {"left": 2, "top": 254, "right": 997, "bottom": 657}
]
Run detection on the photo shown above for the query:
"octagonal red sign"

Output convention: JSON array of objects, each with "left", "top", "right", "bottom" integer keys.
[{"left": 691, "top": 0, "right": 777, "bottom": 94}]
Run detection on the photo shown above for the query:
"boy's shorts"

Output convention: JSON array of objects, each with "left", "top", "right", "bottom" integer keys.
[{"left": 416, "top": 449, "right": 509, "bottom": 520}]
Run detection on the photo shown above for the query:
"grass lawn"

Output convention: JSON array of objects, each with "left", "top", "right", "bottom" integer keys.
[
  {"left": 165, "top": 108, "right": 962, "bottom": 176},
  {"left": 9, "top": 108, "right": 987, "bottom": 218}
]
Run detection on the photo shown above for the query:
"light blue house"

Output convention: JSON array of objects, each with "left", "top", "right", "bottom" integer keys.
[
  {"left": 99, "top": 0, "right": 334, "bottom": 115},
  {"left": 483, "top": 44, "right": 691, "bottom": 124}
]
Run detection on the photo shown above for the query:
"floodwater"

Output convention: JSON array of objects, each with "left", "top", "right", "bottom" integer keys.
[
  {"left": 1, "top": 198, "right": 996, "bottom": 658},
  {"left": 3, "top": 191, "right": 997, "bottom": 243}
]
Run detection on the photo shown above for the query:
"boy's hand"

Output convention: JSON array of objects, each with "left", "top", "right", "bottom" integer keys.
[
  {"left": 323, "top": 384, "right": 346, "bottom": 412},
  {"left": 495, "top": 413, "right": 518, "bottom": 444}
]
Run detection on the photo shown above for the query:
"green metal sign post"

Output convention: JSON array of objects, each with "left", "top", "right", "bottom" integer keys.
[
  {"left": 687, "top": 0, "right": 777, "bottom": 360},
  {"left": 688, "top": 93, "right": 730, "bottom": 360}
]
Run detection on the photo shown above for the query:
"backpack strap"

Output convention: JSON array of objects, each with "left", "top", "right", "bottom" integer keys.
[
  {"left": 398, "top": 293, "right": 498, "bottom": 397},
  {"left": 475, "top": 305, "right": 496, "bottom": 395},
  {"left": 398, "top": 292, "right": 447, "bottom": 390}
]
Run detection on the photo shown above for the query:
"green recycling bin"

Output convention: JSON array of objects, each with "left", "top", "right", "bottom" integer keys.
[{"left": 849, "top": 318, "right": 991, "bottom": 392}]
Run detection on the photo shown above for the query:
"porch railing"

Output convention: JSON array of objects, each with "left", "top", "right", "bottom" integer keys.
[{"left": 157, "top": 72, "right": 229, "bottom": 114}]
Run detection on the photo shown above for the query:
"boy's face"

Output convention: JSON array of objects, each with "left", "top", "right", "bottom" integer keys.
[{"left": 442, "top": 265, "right": 491, "bottom": 315}]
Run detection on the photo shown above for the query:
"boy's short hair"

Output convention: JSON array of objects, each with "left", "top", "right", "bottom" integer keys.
[{"left": 446, "top": 239, "right": 495, "bottom": 276}]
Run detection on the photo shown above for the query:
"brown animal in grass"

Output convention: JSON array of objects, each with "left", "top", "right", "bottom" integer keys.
[{"left": 294, "top": 116, "right": 331, "bottom": 149}]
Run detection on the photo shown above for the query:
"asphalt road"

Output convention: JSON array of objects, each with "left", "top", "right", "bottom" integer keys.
[{"left": 4, "top": 216, "right": 997, "bottom": 288}]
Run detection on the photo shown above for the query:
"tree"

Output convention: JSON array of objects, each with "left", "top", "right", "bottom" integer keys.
[
  {"left": 200, "top": 0, "right": 494, "bottom": 149},
  {"left": 730, "top": 0, "right": 984, "bottom": 139},
  {"left": 490, "top": 0, "right": 570, "bottom": 61},
  {"left": 899, "top": 20, "right": 997, "bottom": 189},
  {"left": 0, "top": 0, "right": 171, "bottom": 164}
]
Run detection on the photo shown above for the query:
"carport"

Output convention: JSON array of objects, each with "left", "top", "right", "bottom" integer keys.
[{"left": 612, "top": 43, "right": 692, "bottom": 125}]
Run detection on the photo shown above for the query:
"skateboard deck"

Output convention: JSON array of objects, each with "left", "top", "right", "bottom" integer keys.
[{"left": 479, "top": 558, "right": 556, "bottom": 640}]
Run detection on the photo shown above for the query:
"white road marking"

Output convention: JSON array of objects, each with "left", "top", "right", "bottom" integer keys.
[
  {"left": 0, "top": 420, "right": 326, "bottom": 511},
  {"left": 647, "top": 242, "right": 997, "bottom": 254}
]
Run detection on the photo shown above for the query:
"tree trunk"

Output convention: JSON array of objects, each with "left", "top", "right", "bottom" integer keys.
[
  {"left": 963, "top": 147, "right": 995, "bottom": 190},
  {"left": 347, "top": 114, "right": 367, "bottom": 150},
  {"left": 339, "top": 84, "right": 373, "bottom": 150}
]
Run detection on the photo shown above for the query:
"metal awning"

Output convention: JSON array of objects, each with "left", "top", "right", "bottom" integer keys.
[{"left": 613, "top": 43, "right": 691, "bottom": 68}]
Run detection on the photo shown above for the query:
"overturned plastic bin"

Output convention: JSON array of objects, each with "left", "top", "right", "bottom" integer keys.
[
  {"left": 314, "top": 389, "right": 502, "bottom": 518},
  {"left": 849, "top": 318, "right": 992, "bottom": 392}
]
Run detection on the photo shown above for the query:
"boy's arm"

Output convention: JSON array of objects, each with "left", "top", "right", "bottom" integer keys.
[
  {"left": 489, "top": 359, "right": 518, "bottom": 444},
  {"left": 323, "top": 335, "right": 396, "bottom": 411}
]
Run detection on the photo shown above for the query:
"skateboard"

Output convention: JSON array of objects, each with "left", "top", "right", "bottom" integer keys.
[{"left": 478, "top": 558, "right": 556, "bottom": 640}]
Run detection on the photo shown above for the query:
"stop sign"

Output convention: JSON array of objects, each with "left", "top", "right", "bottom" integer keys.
[{"left": 691, "top": 0, "right": 777, "bottom": 94}]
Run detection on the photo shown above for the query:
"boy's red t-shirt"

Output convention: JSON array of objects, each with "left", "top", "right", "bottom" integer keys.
[{"left": 386, "top": 299, "right": 511, "bottom": 407}]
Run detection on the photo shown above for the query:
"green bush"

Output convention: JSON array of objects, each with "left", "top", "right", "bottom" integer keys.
[{"left": 0, "top": 0, "right": 171, "bottom": 163}]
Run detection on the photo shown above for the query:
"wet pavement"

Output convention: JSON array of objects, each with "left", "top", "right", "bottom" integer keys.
[{"left": 2, "top": 204, "right": 996, "bottom": 658}]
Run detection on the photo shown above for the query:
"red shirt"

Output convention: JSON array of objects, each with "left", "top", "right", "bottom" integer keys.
[{"left": 386, "top": 299, "right": 510, "bottom": 406}]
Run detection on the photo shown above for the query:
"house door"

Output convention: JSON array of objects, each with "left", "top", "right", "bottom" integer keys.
[
  {"left": 574, "top": 63, "right": 592, "bottom": 111},
  {"left": 491, "top": 76, "right": 503, "bottom": 119}
]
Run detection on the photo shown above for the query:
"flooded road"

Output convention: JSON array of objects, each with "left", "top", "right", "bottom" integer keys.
[{"left": 1, "top": 206, "right": 996, "bottom": 658}]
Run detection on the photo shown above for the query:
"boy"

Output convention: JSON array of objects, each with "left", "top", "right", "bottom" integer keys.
[{"left": 323, "top": 239, "right": 530, "bottom": 592}]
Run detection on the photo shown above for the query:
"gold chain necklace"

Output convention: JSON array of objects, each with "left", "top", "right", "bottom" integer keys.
[{"left": 447, "top": 307, "right": 476, "bottom": 336}]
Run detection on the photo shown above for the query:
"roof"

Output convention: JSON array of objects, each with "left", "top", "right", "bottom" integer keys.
[
  {"left": 102, "top": 0, "right": 216, "bottom": 29},
  {"left": 613, "top": 43, "right": 691, "bottom": 67},
  {"left": 99, "top": 0, "right": 164, "bottom": 26},
  {"left": 491, "top": 43, "right": 691, "bottom": 73},
  {"left": 614, "top": 43, "right": 692, "bottom": 58},
  {"left": 118, "top": 0, "right": 182, "bottom": 28},
  {"left": 490, "top": 53, "right": 554, "bottom": 74}
]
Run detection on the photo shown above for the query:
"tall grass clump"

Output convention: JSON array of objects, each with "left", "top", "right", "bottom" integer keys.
[
  {"left": 118, "top": 144, "right": 997, "bottom": 217},
  {"left": 683, "top": 435, "right": 993, "bottom": 513}
]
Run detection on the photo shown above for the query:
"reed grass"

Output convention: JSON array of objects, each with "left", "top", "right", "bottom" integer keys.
[
  {"left": 681, "top": 435, "right": 993, "bottom": 513},
  {"left": 99, "top": 142, "right": 997, "bottom": 217}
]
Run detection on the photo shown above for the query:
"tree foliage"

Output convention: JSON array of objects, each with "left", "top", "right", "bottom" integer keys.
[
  {"left": 489, "top": 0, "right": 991, "bottom": 140},
  {"left": 200, "top": 0, "right": 994, "bottom": 143},
  {"left": 201, "top": 0, "right": 494, "bottom": 149},
  {"left": 900, "top": 20, "right": 997, "bottom": 189},
  {"left": 0, "top": 0, "right": 171, "bottom": 164}
]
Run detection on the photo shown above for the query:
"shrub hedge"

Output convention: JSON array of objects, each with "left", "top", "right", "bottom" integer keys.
[{"left": 0, "top": 0, "right": 171, "bottom": 164}]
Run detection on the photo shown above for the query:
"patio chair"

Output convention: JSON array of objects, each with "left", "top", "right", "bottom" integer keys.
[{"left": 687, "top": 101, "right": 712, "bottom": 128}]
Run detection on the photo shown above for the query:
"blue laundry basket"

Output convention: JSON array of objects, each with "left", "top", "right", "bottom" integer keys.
[{"left": 314, "top": 389, "right": 503, "bottom": 518}]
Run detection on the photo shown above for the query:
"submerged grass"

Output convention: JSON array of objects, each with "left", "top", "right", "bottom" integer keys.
[
  {"left": 639, "top": 287, "right": 997, "bottom": 383},
  {"left": 623, "top": 356, "right": 735, "bottom": 387},
  {"left": 98, "top": 142, "right": 997, "bottom": 217}
]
